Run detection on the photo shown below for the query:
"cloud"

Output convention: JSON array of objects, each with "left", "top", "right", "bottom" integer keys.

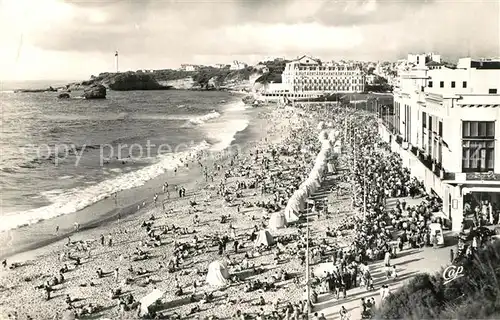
[
  {"left": 21, "top": 0, "right": 436, "bottom": 54},
  {"left": 0, "top": 0, "right": 498, "bottom": 80}
]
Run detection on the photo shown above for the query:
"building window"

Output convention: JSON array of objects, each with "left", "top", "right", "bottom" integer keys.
[
  {"left": 463, "top": 81, "right": 467, "bottom": 88},
  {"left": 462, "top": 121, "right": 495, "bottom": 172},
  {"left": 439, "top": 81, "right": 444, "bottom": 88},
  {"left": 438, "top": 121, "right": 443, "bottom": 137},
  {"left": 451, "top": 81, "right": 455, "bottom": 88},
  {"left": 421, "top": 112, "right": 427, "bottom": 148},
  {"left": 489, "top": 88, "right": 497, "bottom": 94},
  {"left": 428, "top": 81, "right": 433, "bottom": 88}
]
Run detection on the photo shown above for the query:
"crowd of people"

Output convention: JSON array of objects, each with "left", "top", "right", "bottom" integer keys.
[{"left": 4, "top": 101, "right": 492, "bottom": 320}]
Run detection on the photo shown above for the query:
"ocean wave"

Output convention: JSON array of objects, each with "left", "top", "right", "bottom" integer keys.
[
  {"left": 46, "top": 126, "right": 66, "bottom": 134},
  {"left": 0, "top": 167, "right": 18, "bottom": 174},
  {"left": 1, "top": 141, "right": 211, "bottom": 232},
  {"left": 210, "top": 119, "right": 250, "bottom": 151},
  {"left": 188, "top": 110, "right": 221, "bottom": 125},
  {"left": 224, "top": 100, "right": 247, "bottom": 112}
]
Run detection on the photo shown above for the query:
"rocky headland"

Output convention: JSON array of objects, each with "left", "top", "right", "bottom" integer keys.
[{"left": 12, "top": 59, "right": 290, "bottom": 97}]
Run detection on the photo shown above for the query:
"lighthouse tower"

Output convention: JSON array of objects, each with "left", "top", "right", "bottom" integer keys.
[{"left": 114, "top": 51, "right": 119, "bottom": 73}]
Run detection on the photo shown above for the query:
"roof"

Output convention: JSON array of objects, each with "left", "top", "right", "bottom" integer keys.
[
  {"left": 293, "top": 55, "right": 322, "bottom": 64},
  {"left": 426, "top": 61, "right": 443, "bottom": 67}
]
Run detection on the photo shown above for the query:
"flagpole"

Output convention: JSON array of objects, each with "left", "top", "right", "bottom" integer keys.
[
  {"left": 363, "top": 165, "right": 367, "bottom": 216},
  {"left": 306, "top": 202, "right": 311, "bottom": 314}
]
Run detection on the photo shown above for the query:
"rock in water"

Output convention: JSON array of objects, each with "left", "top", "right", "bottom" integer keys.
[
  {"left": 83, "top": 84, "right": 106, "bottom": 99},
  {"left": 242, "top": 95, "right": 256, "bottom": 105},
  {"left": 106, "top": 71, "right": 168, "bottom": 91},
  {"left": 58, "top": 93, "right": 70, "bottom": 99}
]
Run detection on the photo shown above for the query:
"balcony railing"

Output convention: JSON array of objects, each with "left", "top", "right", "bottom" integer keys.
[{"left": 442, "top": 172, "right": 500, "bottom": 181}]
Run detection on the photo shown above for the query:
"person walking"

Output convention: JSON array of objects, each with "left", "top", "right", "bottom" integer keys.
[
  {"left": 339, "top": 306, "right": 349, "bottom": 320},
  {"left": 379, "top": 285, "right": 386, "bottom": 300}
]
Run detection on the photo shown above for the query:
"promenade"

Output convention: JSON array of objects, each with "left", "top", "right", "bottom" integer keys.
[{"left": 316, "top": 197, "right": 453, "bottom": 319}]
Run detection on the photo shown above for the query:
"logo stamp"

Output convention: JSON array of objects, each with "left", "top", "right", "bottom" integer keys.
[{"left": 443, "top": 265, "right": 464, "bottom": 285}]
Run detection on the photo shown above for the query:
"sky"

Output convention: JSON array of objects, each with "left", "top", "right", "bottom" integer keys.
[{"left": 0, "top": 0, "right": 499, "bottom": 81}]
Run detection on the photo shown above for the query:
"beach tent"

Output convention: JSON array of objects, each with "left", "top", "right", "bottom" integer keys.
[
  {"left": 327, "top": 163, "right": 335, "bottom": 174},
  {"left": 269, "top": 211, "right": 286, "bottom": 231},
  {"left": 313, "top": 262, "right": 337, "bottom": 278},
  {"left": 139, "top": 289, "right": 165, "bottom": 317},
  {"left": 206, "top": 260, "right": 230, "bottom": 287},
  {"left": 254, "top": 230, "right": 275, "bottom": 247},
  {"left": 284, "top": 206, "right": 300, "bottom": 223}
]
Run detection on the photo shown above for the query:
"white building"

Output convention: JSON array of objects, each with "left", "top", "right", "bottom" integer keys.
[
  {"left": 259, "top": 55, "right": 365, "bottom": 101},
  {"left": 212, "top": 63, "right": 228, "bottom": 69},
  {"left": 380, "top": 55, "right": 500, "bottom": 231},
  {"left": 406, "top": 52, "right": 441, "bottom": 66},
  {"left": 254, "top": 64, "right": 270, "bottom": 73},
  {"left": 180, "top": 64, "right": 198, "bottom": 72},
  {"left": 366, "top": 74, "right": 377, "bottom": 85},
  {"left": 230, "top": 61, "right": 248, "bottom": 70},
  {"left": 281, "top": 55, "right": 365, "bottom": 98}
]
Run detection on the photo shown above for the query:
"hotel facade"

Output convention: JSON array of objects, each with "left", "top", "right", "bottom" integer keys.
[
  {"left": 260, "top": 55, "right": 365, "bottom": 100},
  {"left": 379, "top": 53, "right": 500, "bottom": 231}
]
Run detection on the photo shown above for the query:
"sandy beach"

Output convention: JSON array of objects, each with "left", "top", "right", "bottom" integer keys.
[{"left": 0, "top": 104, "right": 358, "bottom": 319}]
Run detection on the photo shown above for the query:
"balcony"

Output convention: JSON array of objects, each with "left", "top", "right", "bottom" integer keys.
[{"left": 442, "top": 172, "right": 500, "bottom": 181}]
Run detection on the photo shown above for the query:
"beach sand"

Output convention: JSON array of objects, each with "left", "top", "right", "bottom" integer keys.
[{"left": 0, "top": 105, "right": 357, "bottom": 319}]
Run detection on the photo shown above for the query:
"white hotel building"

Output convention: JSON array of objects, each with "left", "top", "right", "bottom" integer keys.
[
  {"left": 261, "top": 55, "right": 365, "bottom": 100},
  {"left": 379, "top": 53, "right": 500, "bottom": 231}
]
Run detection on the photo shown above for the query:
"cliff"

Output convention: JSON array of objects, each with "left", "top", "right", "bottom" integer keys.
[
  {"left": 154, "top": 67, "right": 264, "bottom": 91},
  {"left": 50, "top": 66, "right": 267, "bottom": 94}
]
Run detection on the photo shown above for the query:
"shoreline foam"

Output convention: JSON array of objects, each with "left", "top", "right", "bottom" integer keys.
[
  {"left": 0, "top": 99, "right": 247, "bottom": 234},
  {"left": 0, "top": 104, "right": 266, "bottom": 259}
]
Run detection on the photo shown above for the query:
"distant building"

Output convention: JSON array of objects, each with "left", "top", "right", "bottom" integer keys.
[
  {"left": 258, "top": 55, "right": 365, "bottom": 101},
  {"left": 263, "top": 56, "right": 285, "bottom": 62},
  {"left": 406, "top": 53, "right": 441, "bottom": 67},
  {"left": 366, "top": 74, "right": 377, "bottom": 85},
  {"left": 380, "top": 55, "right": 500, "bottom": 232},
  {"left": 212, "top": 64, "right": 228, "bottom": 69},
  {"left": 180, "top": 64, "right": 199, "bottom": 72},
  {"left": 281, "top": 55, "right": 365, "bottom": 96},
  {"left": 230, "top": 61, "right": 248, "bottom": 70},
  {"left": 254, "top": 64, "right": 270, "bottom": 73}
]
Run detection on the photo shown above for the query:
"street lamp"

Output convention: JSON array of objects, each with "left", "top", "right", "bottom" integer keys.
[
  {"left": 306, "top": 203, "right": 311, "bottom": 313},
  {"left": 363, "top": 165, "right": 367, "bottom": 216}
]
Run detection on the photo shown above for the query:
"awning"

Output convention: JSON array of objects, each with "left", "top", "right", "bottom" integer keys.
[{"left": 463, "top": 187, "right": 500, "bottom": 194}]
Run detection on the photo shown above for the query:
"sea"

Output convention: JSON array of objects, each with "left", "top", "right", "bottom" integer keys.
[{"left": 0, "top": 81, "right": 253, "bottom": 234}]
